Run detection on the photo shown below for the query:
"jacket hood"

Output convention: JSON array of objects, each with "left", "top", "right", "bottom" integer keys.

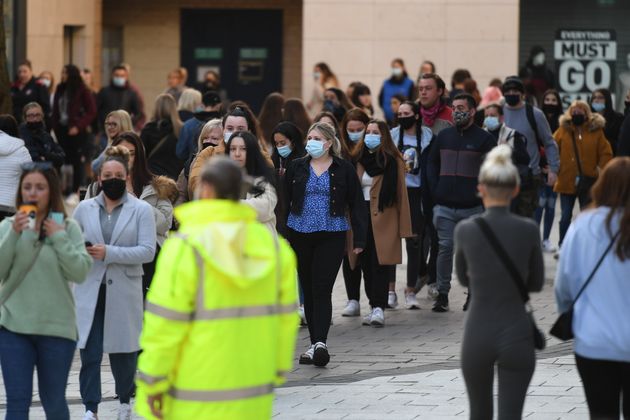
[
  {"left": 175, "top": 200, "right": 276, "bottom": 289},
  {"left": 0, "top": 132, "right": 26, "bottom": 156},
  {"left": 559, "top": 112, "right": 606, "bottom": 132},
  {"left": 150, "top": 176, "right": 179, "bottom": 204}
]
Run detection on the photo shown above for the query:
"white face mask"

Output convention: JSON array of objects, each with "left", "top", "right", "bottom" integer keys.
[{"left": 532, "top": 53, "right": 545, "bottom": 66}]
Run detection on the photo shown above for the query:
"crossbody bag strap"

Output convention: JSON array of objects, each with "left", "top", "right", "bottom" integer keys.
[
  {"left": 474, "top": 218, "right": 529, "bottom": 303},
  {"left": 570, "top": 131, "right": 584, "bottom": 177},
  {"left": 0, "top": 242, "right": 43, "bottom": 308},
  {"left": 569, "top": 231, "right": 619, "bottom": 310},
  {"left": 148, "top": 133, "right": 171, "bottom": 160}
]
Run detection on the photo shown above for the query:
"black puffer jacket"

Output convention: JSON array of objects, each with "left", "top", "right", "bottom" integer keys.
[
  {"left": 140, "top": 119, "right": 184, "bottom": 180},
  {"left": 18, "top": 123, "right": 65, "bottom": 169}
]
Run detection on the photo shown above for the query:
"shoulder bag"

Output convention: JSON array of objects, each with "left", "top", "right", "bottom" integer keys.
[{"left": 475, "top": 217, "right": 546, "bottom": 350}]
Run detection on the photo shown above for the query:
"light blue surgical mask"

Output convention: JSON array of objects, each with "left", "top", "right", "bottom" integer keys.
[
  {"left": 364, "top": 134, "right": 381, "bottom": 150},
  {"left": 277, "top": 145, "right": 292, "bottom": 158},
  {"left": 194, "top": 105, "right": 205, "bottom": 113},
  {"left": 223, "top": 131, "right": 233, "bottom": 143},
  {"left": 591, "top": 102, "right": 605, "bottom": 112},
  {"left": 484, "top": 116, "right": 501, "bottom": 131},
  {"left": 112, "top": 77, "right": 126, "bottom": 87},
  {"left": 347, "top": 130, "right": 364, "bottom": 143},
  {"left": 306, "top": 139, "right": 326, "bottom": 158}
]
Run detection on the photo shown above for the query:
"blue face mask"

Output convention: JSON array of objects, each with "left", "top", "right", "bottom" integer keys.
[
  {"left": 112, "top": 77, "right": 126, "bottom": 87},
  {"left": 347, "top": 130, "right": 364, "bottom": 143},
  {"left": 591, "top": 102, "right": 605, "bottom": 112},
  {"left": 194, "top": 105, "right": 205, "bottom": 113},
  {"left": 306, "top": 139, "right": 326, "bottom": 158},
  {"left": 364, "top": 134, "right": 381, "bottom": 150},
  {"left": 223, "top": 132, "right": 233, "bottom": 144},
  {"left": 484, "top": 116, "right": 501, "bottom": 131},
  {"left": 277, "top": 145, "right": 292, "bottom": 158}
]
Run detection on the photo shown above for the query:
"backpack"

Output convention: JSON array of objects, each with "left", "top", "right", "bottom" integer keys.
[{"left": 525, "top": 104, "right": 548, "bottom": 168}]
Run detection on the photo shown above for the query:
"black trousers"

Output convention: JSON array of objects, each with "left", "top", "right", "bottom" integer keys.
[
  {"left": 360, "top": 202, "right": 395, "bottom": 309},
  {"left": 57, "top": 126, "right": 87, "bottom": 193},
  {"left": 405, "top": 187, "right": 424, "bottom": 288},
  {"left": 342, "top": 256, "right": 362, "bottom": 301},
  {"left": 142, "top": 244, "right": 161, "bottom": 300},
  {"left": 289, "top": 229, "right": 346, "bottom": 344},
  {"left": 575, "top": 353, "right": 630, "bottom": 419}
]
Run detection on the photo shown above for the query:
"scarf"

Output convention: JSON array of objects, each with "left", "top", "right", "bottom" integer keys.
[
  {"left": 360, "top": 150, "right": 398, "bottom": 212},
  {"left": 421, "top": 100, "right": 445, "bottom": 127}
]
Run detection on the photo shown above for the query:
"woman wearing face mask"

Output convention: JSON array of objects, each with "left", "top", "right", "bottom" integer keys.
[
  {"left": 38, "top": 70, "right": 55, "bottom": 108},
  {"left": 590, "top": 88, "right": 624, "bottom": 156},
  {"left": 52, "top": 64, "right": 97, "bottom": 193},
  {"left": 337, "top": 108, "right": 370, "bottom": 316},
  {"left": 285, "top": 122, "right": 367, "bottom": 366},
  {"left": 140, "top": 94, "right": 184, "bottom": 180},
  {"left": 553, "top": 100, "right": 612, "bottom": 249},
  {"left": 379, "top": 58, "right": 415, "bottom": 127},
  {"left": 350, "top": 120, "right": 412, "bottom": 327},
  {"left": 73, "top": 146, "right": 156, "bottom": 420},
  {"left": 306, "top": 62, "right": 339, "bottom": 117},
  {"left": 91, "top": 110, "right": 134, "bottom": 174},
  {"left": 534, "top": 90, "right": 563, "bottom": 253},
  {"left": 390, "top": 101, "right": 436, "bottom": 309},
  {"left": 323, "top": 88, "right": 353, "bottom": 123},
  {"left": 19, "top": 102, "right": 65, "bottom": 170},
  {"left": 227, "top": 131, "right": 278, "bottom": 234},
  {"left": 0, "top": 163, "right": 91, "bottom": 420}
]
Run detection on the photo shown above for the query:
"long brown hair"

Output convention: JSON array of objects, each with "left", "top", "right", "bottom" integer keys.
[
  {"left": 16, "top": 165, "right": 66, "bottom": 217},
  {"left": 282, "top": 98, "right": 312, "bottom": 139},
  {"left": 258, "top": 92, "right": 285, "bottom": 147},
  {"left": 151, "top": 93, "right": 183, "bottom": 137},
  {"left": 353, "top": 119, "right": 403, "bottom": 165},
  {"left": 591, "top": 157, "right": 630, "bottom": 261},
  {"left": 112, "top": 132, "right": 155, "bottom": 197}
]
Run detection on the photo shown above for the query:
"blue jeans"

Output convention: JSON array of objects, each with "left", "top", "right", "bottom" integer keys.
[
  {"left": 433, "top": 205, "right": 484, "bottom": 295},
  {"left": 534, "top": 185, "right": 557, "bottom": 241},
  {"left": 0, "top": 328, "right": 76, "bottom": 420},
  {"left": 559, "top": 193, "right": 588, "bottom": 246},
  {"left": 79, "top": 285, "right": 138, "bottom": 413}
]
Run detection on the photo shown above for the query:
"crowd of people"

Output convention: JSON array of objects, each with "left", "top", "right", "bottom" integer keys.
[{"left": 0, "top": 57, "right": 629, "bottom": 420}]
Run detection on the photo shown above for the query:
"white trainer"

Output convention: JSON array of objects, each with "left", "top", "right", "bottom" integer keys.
[
  {"left": 542, "top": 239, "right": 556, "bottom": 253},
  {"left": 83, "top": 411, "right": 98, "bottom": 420},
  {"left": 298, "top": 305, "right": 307, "bottom": 326},
  {"left": 427, "top": 284, "right": 439, "bottom": 300},
  {"left": 362, "top": 308, "right": 373, "bottom": 325},
  {"left": 387, "top": 291, "right": 398, "bottom": 309},
  {"left": 341, "top": 299, "right": 360, "bottom": 317},
  {"left": 370, "top": 307, "right": 385, "bottom": 327},
  {"left": 118, "top": 403, "right": 131, "bottom": 420},
  {"left": 405, "top": 292, "right": 420, "bottom": 309}
]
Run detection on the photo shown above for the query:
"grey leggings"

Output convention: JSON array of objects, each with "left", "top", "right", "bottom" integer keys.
[{"left": 461, "top": 335, "right": 535, "bottom": 420}]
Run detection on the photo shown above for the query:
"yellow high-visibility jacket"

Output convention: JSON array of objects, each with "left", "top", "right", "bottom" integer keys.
[{"left": 135, "top": 199, "right": 298, "bottom": 420}]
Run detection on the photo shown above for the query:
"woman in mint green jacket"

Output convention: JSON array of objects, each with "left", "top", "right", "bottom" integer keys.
[{"left": 0, "top": 162, "right": 92, "bottom": 420}]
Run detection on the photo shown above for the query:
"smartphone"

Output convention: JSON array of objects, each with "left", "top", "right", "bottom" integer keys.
[
  {"left": 85, "top": 241, "right": 93, "bottom": 248},
  {"left": 50, "top": 212, "right": 64, "bottom": 224}
]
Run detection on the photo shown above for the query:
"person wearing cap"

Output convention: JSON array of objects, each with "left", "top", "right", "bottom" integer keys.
[
  {"left": 175, "top": 91, "right": 223, "bottom": 162},
  {"left": 135, "top": 156, "right": 298, "bottom": 420},
  {"left": 502, "top": 76, "right": 560, "bottom": 218}
]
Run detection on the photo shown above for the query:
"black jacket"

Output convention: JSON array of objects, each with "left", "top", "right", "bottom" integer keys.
[
  {"left": 618, "top": 113, "right": 630, "bottom": 157},
  {"left": 602, "top": 110, "right": 624, "bottom": 155},
  {"left": 11, "top": 78, "right": 50, "bottom": 124},
  {"left": 285, "top": 155, "right": 367, "bottom": 248},
  {"left": 427, "top": 124, "right": 497, "bottom": 209},
  {"left": 18, "top": 123, "right": 65, "bottom": 169},
  {"left": 140, "top": 119, "right": 184, "bottom": 180},
  {"left": 96, "top": 83, "right": 143, "bottom": 131}
]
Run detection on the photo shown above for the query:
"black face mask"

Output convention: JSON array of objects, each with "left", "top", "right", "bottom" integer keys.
[
  {"left": 504, "top": 94, "right": 521, "bottom": 107},
  {"left": 101, "top": 178, "right": 126, "bottom": 200},
  {"left": 398, "top": 116, "right": 416, "bottom": 130},
  {"left": 571, "top": 114, "right": 585, "bottom": 126},
  {"left": 26, "top": 121, "right": 44, "bottom": 130},
  {"left": 542, "top": 104, "right": 560, "bottom": 115}
]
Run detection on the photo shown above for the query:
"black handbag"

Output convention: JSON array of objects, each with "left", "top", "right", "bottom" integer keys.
[
  {"left": 474, "top": 218, "right": 546, "bottom": 350},
  {"left": 570, "top": 131, "right": 597, "bottom": 198},
  {"left": 549, "top": 231, "right": 619, "bottom": 340}
]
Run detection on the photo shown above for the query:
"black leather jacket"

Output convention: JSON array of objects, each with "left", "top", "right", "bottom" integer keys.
[{"left": 284, "top": 155, "right": 367, "bottom": 248}]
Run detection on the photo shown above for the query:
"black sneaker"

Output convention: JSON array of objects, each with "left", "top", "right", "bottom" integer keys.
[
  {"left": 432, "top": 293, "right": 449, "bottom": 312},
  {"left": 312, "top": 342, "right": 330, "bottom": 367}
]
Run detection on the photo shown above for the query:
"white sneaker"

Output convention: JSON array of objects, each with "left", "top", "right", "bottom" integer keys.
[
  {"left": 387, "top": 291, "right": 398, "bottom": 309},
  {"left": 299, "top": 344, "right": 315, "bottom": 365},
  {"left": 370, "top": 307, "right": 385, "bottom": 327},
  {"left": 405, "top": 292, "right": 420, "bottom": 309},
  {"left": 341, "top": 299, "right": 360, "bottom": 317},
  {"left": 83, "top": 411, "right": 98, "bottom": 420},
  {"left": 118, "top": 403, "right": 131, "bottom": 420},
  {"left": 427, "top": 284, "right": 439, "bottom": 300},
  {"left": 298, "top": 305, "right": 307, "bottom": 326},
  {"left": 362, "top": 309, "right": 373, "bottom": 325},
  {"left": 542, "top": 239, "right": 556, "bottom": 253}
]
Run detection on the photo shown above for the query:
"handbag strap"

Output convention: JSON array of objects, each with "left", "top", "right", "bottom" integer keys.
[
  {"left": 569, "top": 230, "right": 620, "bottom": 309},
  {"left": 148, "top": 133, "right": 171, "bottom": 160},
  {"left": 570, "top": 131, "right": 584, "bottom": 177},
  {"left": 474, "top": 218, "right": 530, "bottom": 304},
  {"left": 0, "top": 242, "right": 43, "bottom": 308}
]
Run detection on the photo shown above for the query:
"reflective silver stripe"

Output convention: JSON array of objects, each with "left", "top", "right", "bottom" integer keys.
[
  {"left": 145, "top": 301, "right": 192, "bottom": 321},
  {"left": 194, "top": 303, "right": 297, "bottom": 321},
  {"left": 137, "top": 371, "right": 167, "bottom": 385},
  {"left": 169, "top": 383, "right": 274, "bottom": 402},
  {"left": 277, "top": 303, "right": 298, "bottom": 315}
]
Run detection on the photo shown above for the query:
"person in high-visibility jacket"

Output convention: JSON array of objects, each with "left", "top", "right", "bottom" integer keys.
[{"left": 135, "top": 156, "right": 299, "bottom": 420}]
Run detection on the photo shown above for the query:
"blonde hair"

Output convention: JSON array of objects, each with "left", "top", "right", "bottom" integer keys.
[
  {"left": 307, "top": 121, "right": 342, "bottom": 157},
  {"left": 564, "top": 100, "right": 593, "bottom": 122},
  {"left": 197, "top": 118, "right": 224, "bottom": 151},
  {"left": 152, "top": 93, "right": 183, "bottom": 137},
  {"left": 105, "top": 110, "right": 133, "bottom": 141},
  {"left": 479, "top": 144, "right": 520, "bottom": 189},
  {"left": 177, "top": 88, "right": 202, "bottom": 112},
  {"left": 101, "top": 145, "right": 131, "bottom": 174}
]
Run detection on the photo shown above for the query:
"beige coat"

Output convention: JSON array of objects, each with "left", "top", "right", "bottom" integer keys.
[{"left": 348, "top": 156, "right": 412, "bottom": 267}]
